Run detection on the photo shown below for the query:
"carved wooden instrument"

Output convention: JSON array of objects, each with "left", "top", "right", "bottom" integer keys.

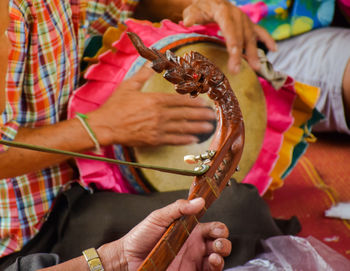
[{"left": 128, "top": 32, "right": 245, "bottom": 271}]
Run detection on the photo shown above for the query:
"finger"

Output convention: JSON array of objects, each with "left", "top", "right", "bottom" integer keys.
[
  {"left": 163, "top": 106, "right": 216, "bottom": 121},
  {"left": 212, "top": 6, "right": 243, "bottom": 74},
  {"left": 183, "top": 1, "right": 214, "bottom": 27},
  {"left": 163, "top": 120, "right": 214, "bottom": 135},
  {"left": 192, "top": 222, "right": 230, "bottom": 252},
  {"left": 184, "top": 2, "right": 248, "bottom": 74},
  {"left": 254, "top": 24, "right": 277, "bottom": 52},
  {"left": 242, "top": 15, "right": 260, "bottom": 70},
  {"left": 209, "top": 238, "right": 231, "bottom": 257},
  {"left": 146, "top": 198, "right": 205, "bottom": 228},
  {"left": 122, "top": 65, "right": 155, "bottom": 91},
  {"left": 154, "top": 93, "right": 212, "bottom": 108},
  {"left": 134, "top": 65, "right": 155, "bottom": 82},
  {"left": 208, "top": 253, "right": 225, "bottom": 271},
  {"left": 197, "top": 222, "right": 229, "bottom": 240},
  {"left": 157, "top": 133, "right": 199, "bottom": 145},
  {"left": 183, "top": 5, "right": 209, "bottom": 26}
]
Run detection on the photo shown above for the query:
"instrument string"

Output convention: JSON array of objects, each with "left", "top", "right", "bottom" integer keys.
[{"left": 0, "top": 139, "right": 209, "bottom": 176}]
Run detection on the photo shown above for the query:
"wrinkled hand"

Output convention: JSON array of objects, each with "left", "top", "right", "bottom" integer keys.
[
  {"left": 89, "top": 66, "right": 216, "bottom": 147},
  {"left": 183, "top": 0, "right": 277, "bottom": 73},
  {"left": 98, "top": 198, "right": 231, "bottom": 271}
]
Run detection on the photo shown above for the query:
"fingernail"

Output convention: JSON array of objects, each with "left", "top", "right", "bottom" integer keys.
[
  {"left": 208, "top": 110, "right": 216, "bottom": 118},
  {"left": 254, "top": 60, "right": 261, "bottom": 70},
  {"left": 211, "top": 254, "right": 222, "bottom": 266},
  {"left": 191, "top": 136, "right": 199, "bottom": 143},
  {"left": 231, "top": 46, "right": 238, "bottom": 55},
  {"left": 189, "top": 197, "right": 203, "bottom": 205},
  {"left": 183, "top": 17, "right": 191, "bottom": 26},
  {"left": 212, "top": 227, "right": 224, "bottom": 236},
  {"left": 215, "top": 240, "right": 223, "bottom": 250},
  {"left": 229, "top": 62, "right": 240, "bottom": 74},
  {"left": 233, "top": 64, "right": 240, "bottom": 73},
  {"left": 204, "top": 122, "right": 214, "bottom": 131},
  {"left": 197, "top": 97, "right": 209, "bottom": 106}
]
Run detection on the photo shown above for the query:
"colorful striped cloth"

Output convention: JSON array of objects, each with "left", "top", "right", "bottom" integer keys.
[
  {"left": 68, "top": 19, "right": 322, "bottom": 196},
  {"left": 0, "top": 0, "right": 138, "bottom": 258},
  {"left": 233, "top": 0, "right": 335, "bottom": 40}
]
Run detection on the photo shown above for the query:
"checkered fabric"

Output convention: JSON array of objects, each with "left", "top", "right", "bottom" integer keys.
[{"left": 0, "top": 0, "right": 138, "bottom": 258}]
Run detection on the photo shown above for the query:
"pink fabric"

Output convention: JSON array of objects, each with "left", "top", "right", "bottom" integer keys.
[
  {"left": 338, "top": 0, "right": 350, "bottom": 21},
  {"left": 68, "top": 19, "right": 296, "bottom": 195},
  {"left": 239, "top": 2, "right": 269, "bottom": 23},
  {"left": 242, "top": 77, "right": 296, "bottom": 194}
]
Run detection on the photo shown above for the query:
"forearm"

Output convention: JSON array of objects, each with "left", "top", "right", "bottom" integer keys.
[
  {"left": 38, "top": 256, "right": 90, "bottom": 271},
  {"left": 38, "top": 243, "right": 125, "bottom": 271},
  {"left": 0, "top": 89, "right": 4, "bottom": 112},
  {"left": 0, "top": 118, "right": 96, "bottom": 178},
  {"left": 134, "top": 0, "right": 192, "bottom": 22}
]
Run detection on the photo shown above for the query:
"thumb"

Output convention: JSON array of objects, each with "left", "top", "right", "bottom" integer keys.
[
  {"left": 183, "top": 6, "right": 208, "bottom": 27},
  {"left": 147, "top": 198, "right": 205, "bottom": 228},
  {"left": 123, "top": 64, "right": 155, "bottom": 91}
]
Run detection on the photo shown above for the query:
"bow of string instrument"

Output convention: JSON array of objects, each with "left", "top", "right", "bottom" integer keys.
[{"left": 127, "top": 32, "right": 245, "bottom": 271}]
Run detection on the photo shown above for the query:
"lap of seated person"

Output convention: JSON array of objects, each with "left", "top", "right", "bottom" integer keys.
[{"left": 267, "top": 27, "right": 350, "bottom": 135}]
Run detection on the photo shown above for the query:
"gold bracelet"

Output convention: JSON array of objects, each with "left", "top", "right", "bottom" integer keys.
[{"left": 82, "top": 248, "right": 105, "bottom": 271}]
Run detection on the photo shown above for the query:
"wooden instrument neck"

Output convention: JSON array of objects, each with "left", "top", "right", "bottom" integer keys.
[{"left": 127, "top": 32, "right": 244, "bottom": 271}]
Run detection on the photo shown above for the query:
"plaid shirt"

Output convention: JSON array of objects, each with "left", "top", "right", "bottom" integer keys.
[{"left": 0, "top": 0, "right": 139, "bottom": 258}]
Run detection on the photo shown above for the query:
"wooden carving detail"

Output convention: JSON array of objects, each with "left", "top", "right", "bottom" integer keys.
[{"left": 128, "top": 32, "right": 245, "bottom": 271}]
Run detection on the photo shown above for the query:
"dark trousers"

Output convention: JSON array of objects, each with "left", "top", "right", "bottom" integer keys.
[{"left": 0, "top": 182, "right": 300, "bottom": 269}]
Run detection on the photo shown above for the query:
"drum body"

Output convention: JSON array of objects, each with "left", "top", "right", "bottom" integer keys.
[{"left": 68, "top": 19, "right": 321, "bottom": 195}]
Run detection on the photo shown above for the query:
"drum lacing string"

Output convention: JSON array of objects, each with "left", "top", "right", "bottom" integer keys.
[
  {"left": 0, "top": 139, "right": 209, "bottom": 176},
  {"left": 303, "top": 124, "right": 317, "bottom": 143}
]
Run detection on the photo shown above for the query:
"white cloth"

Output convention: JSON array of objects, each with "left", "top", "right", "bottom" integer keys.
[{"left": 267, "top": 27, "right": 350, "bottom": 134}]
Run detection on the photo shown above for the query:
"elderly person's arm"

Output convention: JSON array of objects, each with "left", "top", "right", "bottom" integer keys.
[
  {"left": 0, "top": 0, "right": 9, "bottom": 113},
  {"left": 0, "top": 0, "right": 215, "bottom": 179},
  {"left": 0, "top": 67, "right": 215, "bottom": 178}
]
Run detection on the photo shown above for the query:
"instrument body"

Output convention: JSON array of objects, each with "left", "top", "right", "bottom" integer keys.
[
  {"left": 122, "top": 41, "right": 265, "bottom": 192},
  {"left": 128, "top": 32, "right": 244, "bottom": 271}
]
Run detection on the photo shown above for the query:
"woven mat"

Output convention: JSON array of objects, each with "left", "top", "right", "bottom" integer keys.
[{"left": 265, "top": 133, "right": 350, "bottom": 259}]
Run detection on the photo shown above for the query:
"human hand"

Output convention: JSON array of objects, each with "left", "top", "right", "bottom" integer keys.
[
  {"left": 98, "top": 197, "right": 231, "bottom": 271},
  {"left": 89, "top": 66, "right": 216, "bottom": 147},
  {"left": 182, "top": 0, "right": 277, "bottom": 74}
]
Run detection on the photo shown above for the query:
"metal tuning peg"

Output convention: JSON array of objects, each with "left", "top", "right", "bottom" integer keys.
[
  {"left": 184, "top": 150, "right": 216, "bottom": 165},
  {"left": 227, "top": 177, "right": 237, "bottom": 186},
  {"left": 184, "top": 154, "right": 201, "bottom": 164}
]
